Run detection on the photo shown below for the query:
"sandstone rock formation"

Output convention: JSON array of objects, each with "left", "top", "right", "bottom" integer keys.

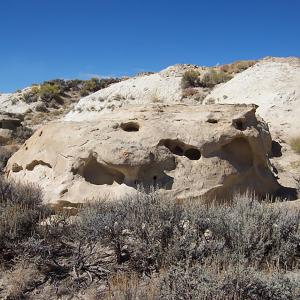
[
  {"left": 206, "top": 57, "right": 300, "bottom": 189},
  {"left": 6, "top": 104, "right": 280, "bottom": 204}
]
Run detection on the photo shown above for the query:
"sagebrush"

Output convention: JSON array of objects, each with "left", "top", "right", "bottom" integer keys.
[{"left": 0, "top": 183, "right": 299, "bottom": 299}]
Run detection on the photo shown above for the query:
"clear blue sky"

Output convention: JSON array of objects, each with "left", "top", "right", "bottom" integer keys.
[{"left": 0, "top": 0, "right": 299, "bottom": 92}]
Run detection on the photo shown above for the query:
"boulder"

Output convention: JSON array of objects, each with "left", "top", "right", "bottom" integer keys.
[{"left": 6, "top": 104, "right": 280, "bottom": 204}]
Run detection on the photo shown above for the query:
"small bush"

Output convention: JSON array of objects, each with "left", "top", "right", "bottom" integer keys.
[
  {"left": 181, "top": 70, "right": 201, "bottom": 89},
  {"left": 181, "top": 87, "right": 198, "bottom": 98},
  {"left": 159, "top": 263, "right": 299, "bottom": 300},
  {"left": 4, "top": 261, "right": 40, "bottom": 299},
  {"left": 0, "top": 177, "right": 45, "bottom": 248},
  {"left": 220, "top": 60, "right": 257, "bottom": 74},
  {"left": 200, "top": 69, "right": 233, "bottom": 88},
  {"left": 0, "top": 147, "right": 15, "bottom": 171},
  {"left": 39, "top": 83, "right": 61, "bottom": 101},
  {"left": 22, "top": 87, "right": 39, "bottom": 103},
  {"left": 290, "top": 137, "right": 300, "bottom": 154},
  {"left": 80, "top": 77, "right": 121, "bottom": 96},
  {"left": 12, "top": 126, "right": 33, "bottom": 144}
]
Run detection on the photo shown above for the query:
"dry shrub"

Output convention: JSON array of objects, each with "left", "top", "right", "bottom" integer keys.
[
  {"left": 158, "top": 262, "right": 299, "bottom": 300},
  {"left": 290, "top": 137, "right": 300, "bottom": 154},
  {"left": 220, "top": 60, "right": 257, "bottom": 74},
  {"left": 75, "top": 192, "right": 300, "bottom": 275},
  {"left": 181, "top": 87, "right": 198, "bottom": 98},
  {"left": 0, "top": 147, "right": 16, "bottom": 171},
  {"left": 4, "top": 261, "right": 40, "bottom": 299},
  {"left": 200, "top": 69, "right": 233, "bottom": 88},
  {"left": 0, "top": 176, "right": 46, "bottom": 249},
  {"left": 181, "top": 70, "right": 200, "bottom": 88},
  {"left": 104, "top": 273, "right": 159, "bottom": 300},
  {"left": 1, "top": 188, "right": 299, "bottom": 298},
  {"left": 11, "top": 126, "right": 33, "bottom": 144}
]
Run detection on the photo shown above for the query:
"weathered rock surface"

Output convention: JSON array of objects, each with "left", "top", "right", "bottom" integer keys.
[
  {"left": 0, "top": 92, "right": 32, "bottom": 115},
  {"left": 206, "top": 57, "right": 300, "bottom": 189},
  {"left": 6, "top": 104, "right": 280, "bottom": 204}
]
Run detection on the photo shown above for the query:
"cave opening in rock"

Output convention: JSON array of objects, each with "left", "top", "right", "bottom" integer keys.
[
  {"left": 159, "top": 139, "right": 201, "bottom": 160},
  {"left": 232, "top": 119, "right": 246, "bottom": 131},
  {"left": 271, "top": 140, "right": 282, "bottom": 157},
  {"left": 174, "top": 146, "right": 184, "bottom": 155},
  {"left": 120, "top": 122, "right": 140, "bottom": 132},
  {"left": 74, "top": 156, "right": 125, "bottom": 185},
  {"left": 184, "top": 148, "right": 201, "bottom": 160},
  {"left": 207, "top": 118, "right": 218, "bottom": 124}
]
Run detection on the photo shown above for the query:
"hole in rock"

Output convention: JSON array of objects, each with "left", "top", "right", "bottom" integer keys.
[
  {"left": 207, "top": 118, "right": 218, "bottom": 124},
  {"left": 73, "top": 152, "right": 177, "bottom": 193},
  {"left": 271, "top": 140, "right": 282, "bottom": 157},
  {"left": 184, "top": 148, "right": 201, "bottom": 160},
  {"left": 74, "top": 156, "right": 125, "bottom": 185},
  {"left": 132, "top": 165, "right": 174, "bottom": 191},
  {"left": 174, "top": 146, "right": 184, "bottom": 156},
  {"left": 120, "top": 122, "right": 140, "bottom": 132},
  {"left": 159, "top": 139, "right": 201, "bottom": 160},
  {"left": 232, "top": 119, "right": 246, "bottom": 131}
]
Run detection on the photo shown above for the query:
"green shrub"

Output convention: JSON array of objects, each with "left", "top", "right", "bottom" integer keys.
[
  {"left": 200, "top": 69, "right": 233, "bottom": 88},
  {"left": 290, "top": 137, "right": 300, "bottom": 154},
  {"left": 80, "top": 77, "right": 121, "bottom": 96},
  {"left": 39, "top": 83, "right": 61, "bottom": 101},
  {"left": 181, "top": 70, "right": 201, "bottom": 89}
]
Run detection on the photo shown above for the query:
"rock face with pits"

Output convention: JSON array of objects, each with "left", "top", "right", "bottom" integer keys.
[{"left": 6, "top": 104, "right": 280, "bottom": 203}]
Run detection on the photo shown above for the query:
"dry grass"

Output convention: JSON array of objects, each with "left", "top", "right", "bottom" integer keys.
[
  {"left": 181, "top": 87, "right": 198, "bottom": 98},
  {"left": 290, "top": 137, "right": 300, "bottom": 154},
  {"left": 105, "top": 273, "right": 160, "bottom": 300},
  {"left": 4, "top": 261, "right": 39, "bottom": 299},
  {"left": 220, "top": 60, "right": 257, "bottom": 74}
]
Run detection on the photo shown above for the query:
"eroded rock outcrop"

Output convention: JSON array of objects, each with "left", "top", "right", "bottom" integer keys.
[
  {"left": 6, "top": 104, "right": 280, "bottom": 203},
  {"left": 206, "top": 57, "right": 300, "bottom": 189}
]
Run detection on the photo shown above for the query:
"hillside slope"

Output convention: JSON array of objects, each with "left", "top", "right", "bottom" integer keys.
[
  {"left": 205, "top": 57, "right": 300, "bottom": 138},
  {"left": 65, "top": 65, "right": 202, "bottom": 121}
]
